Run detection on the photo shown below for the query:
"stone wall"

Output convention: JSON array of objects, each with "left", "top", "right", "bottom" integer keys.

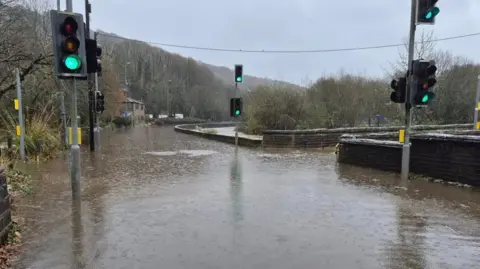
[
  {"left": 262, "top": 124, "right": 473, "bottom": 148},
  {"left": 0, "top": 167, "right": 12, "bottom": 244},
  {"left": 175, "top": 123, "right": 262, "bottom": 147},
  {"left": 337, "top": 133, "right": 480, "bottom": 186}
]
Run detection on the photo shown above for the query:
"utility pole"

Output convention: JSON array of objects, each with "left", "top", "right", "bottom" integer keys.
[
  {"left": 84, "top": 0, "right": 95, "bottom": 152},
  {"left": 15, "top": 68, "right": 25, "bottom": 161},
  {"left": 401, "top": 0, "right": 417, "bottom": 181},
  {"left": 474, "top": 75, "right": 480, "bottom": 130},
  {"left": 124, "top": 62, "right": 129, "bottom": 116},
  {"left": 167, "top": 80, "right": 171, "bottom": 117}
]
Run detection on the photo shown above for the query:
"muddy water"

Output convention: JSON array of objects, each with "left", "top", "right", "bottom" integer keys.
[{"left": 12, "top": 126, "right": 480, "bottom": 269}]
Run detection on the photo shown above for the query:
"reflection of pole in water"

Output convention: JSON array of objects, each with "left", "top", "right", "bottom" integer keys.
[
  {"left": 84, "top": 184, "right": 107, "bottom": 267},
  {"left": 145, "top": 126, "right": 150, "bottom": 151},
  {"left": 230, "top": 148, "right": 243, "bottom": 226},
  {"left": 386, "top": 202, "right": 428, "bottom": 269},
  {"left": 71, "top": 196, "right": 85, "bottom": 268}
]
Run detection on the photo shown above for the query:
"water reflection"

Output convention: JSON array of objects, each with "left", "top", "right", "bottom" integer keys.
[
  {"left": 336, "top": 163, "right": 480, "bottom": 214},
  {"left": 70, "top": 195, "right": 84, "bottom": 268},
  {"left": 386, "top": 201, "right": 428, "bottom": 269},
  {"left": 229, "top": 148, "right": 243, "bottom": 226},
  {"left": 336, "top": 163, "right": 480, "bottom": 268}
]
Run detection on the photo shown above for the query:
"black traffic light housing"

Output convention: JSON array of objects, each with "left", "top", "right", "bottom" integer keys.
[
  {"left": 86, "top": 38, "right": 96, "bottom": 73},
  {"left": 50, "top": 10, "right": 87, "bottom": 79},
  {"left": 230, "top": 98, "right": 242, "bottom": 117},
  {"left": 412, "top": 59, "right": 437, "bottom": 106},
  {"left": 86, "top": 38, "right": 102, "bottom": 75},
  {"left": 390, "top": 77, "right": 407, "bottom": 103},
  {"left": 234, "top": 64, "right": 243, "bottom": 83},
  {"left": 96, "top": 43, "right": 102, "bottom": 76},
  {"left": 416, "top": 0, "right": 440, "bottom": 25},
  {"left": 95, "top": 91, "right": 105, "bottom": 113}
]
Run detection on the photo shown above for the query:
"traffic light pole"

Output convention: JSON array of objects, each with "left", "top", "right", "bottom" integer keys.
[
  {"left": 94, "top": 72, "right": 100, "bottom": 147},
  {"left": 70, "top": 78, "right": 81, "bottom": 197},
  {"left": 93, "top": 31, "right": 100, "bottom": 148},
  {"left": 234, "top": 82, "right": 239, "bottom": 147},
  {"left": 401, "top": 0, "right": 417, "bottom": 181},
  {"left": 84, "top": 0, "right": 95, "bottom": 152},
  {"left": 64, "top": 0, "right": 81, "bottom": 198}
]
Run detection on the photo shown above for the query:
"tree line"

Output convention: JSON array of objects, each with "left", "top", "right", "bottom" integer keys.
[{"left": 242, "top": 32, "right": 480, "bottom": 134}]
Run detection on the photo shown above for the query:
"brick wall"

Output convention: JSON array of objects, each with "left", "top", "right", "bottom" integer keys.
[
  {"left": 337, "top": 133, "right": 480, "bottom": 186},
  {"left": 337, "top": 139, "right": 402, "bottom": 172},
  {"left": 410, "top": 135, "right": 480, "bottom": 186},
  {"left": 262, "top": 124, "right": 473, "bottom": 148},
  {"left": 0, "top": 166, "right": 12, "bottom": 244}
]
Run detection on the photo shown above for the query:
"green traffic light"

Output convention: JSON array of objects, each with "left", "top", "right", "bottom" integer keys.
[
  {"left": 425, "top": 7, "right": 440, "bottom": 19},
  {"left": 421, "top": 94, "right": 429, "bottom": 103},
  {"left": 235, "top": 110, "right": 240, "bottom": 115},
  {"left": 236, "top": 77, "right": 242, "bottom": 82},
  {"left": 63, "top": 54, "right": 81, "bottom": 70}
]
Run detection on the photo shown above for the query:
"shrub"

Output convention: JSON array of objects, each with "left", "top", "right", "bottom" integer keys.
[
  {"left": 112, "top": 116, "right": 131, "bottom": 127},
  {"left": 0, "top": 110, "right": 61, "bottom": 160}
]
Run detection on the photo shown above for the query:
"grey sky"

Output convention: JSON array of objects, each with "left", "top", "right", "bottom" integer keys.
[{"left": 64, "top": 0, "right": 480, "bottom": 85}]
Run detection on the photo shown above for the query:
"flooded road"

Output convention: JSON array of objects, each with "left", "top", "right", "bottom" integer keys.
[{"left": 14, "top": 126, "right": 480, "bottom": 269}]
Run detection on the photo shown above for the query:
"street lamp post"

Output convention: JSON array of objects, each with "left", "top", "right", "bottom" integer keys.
[
  {"left": 124, "top": 62, "right": 130, "bottom": 117},
  {"left": 167, "top": 79, "right": 171, "bottom": 117}
]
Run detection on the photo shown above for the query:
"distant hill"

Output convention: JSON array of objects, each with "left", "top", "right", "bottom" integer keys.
[
  {"left": 97, "top": 31, "right": 300, "bottom": 90},
  {"left": 199, "top": 62, "right": 301, "bottom": 90}
]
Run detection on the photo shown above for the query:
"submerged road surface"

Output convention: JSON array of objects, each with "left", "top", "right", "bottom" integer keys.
[{"left": 14, "top": 126, "right": 480, "bottom": 269}]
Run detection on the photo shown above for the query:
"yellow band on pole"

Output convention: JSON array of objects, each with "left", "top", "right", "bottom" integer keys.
[
  {"left": 68, "top": 127, "right": 82, "bottom": 144},
  {"left": 399, "top": 129, "right": 405, "bottom": 143}
]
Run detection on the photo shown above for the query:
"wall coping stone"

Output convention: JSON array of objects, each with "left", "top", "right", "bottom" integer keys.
[
  {"left": 339, "top": 137, "right": 404, "bottom": 148},
  {"left": 412, "top": 132, "right": 480, "bottom": 143},
  {"left": 263, "top": 123, "right": 472, "bottom": 135}
]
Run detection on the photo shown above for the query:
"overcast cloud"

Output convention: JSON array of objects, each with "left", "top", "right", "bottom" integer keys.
[{"left": 59, "top": 0, "right": 480, "bottom": 85}]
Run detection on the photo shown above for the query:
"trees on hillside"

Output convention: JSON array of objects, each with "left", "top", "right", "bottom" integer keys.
[
  {"left": 244, "top": 31, "right": 479, "bottom": 133},
  {"left": 98, "top": 37, "right": 232, "bottom": 120}
]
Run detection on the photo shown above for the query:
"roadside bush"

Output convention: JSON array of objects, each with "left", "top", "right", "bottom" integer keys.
[
  {"left": 245, "top": 85, "right": 307, "bottom": 134},
  {"left": 112, "top": 116, "right": 131, "bottom": 127},
  {"left": 0, "top": 111, "right": 61, "bottom": 160}
]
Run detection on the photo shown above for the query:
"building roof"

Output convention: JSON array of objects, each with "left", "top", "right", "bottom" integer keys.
[{"left": 123, "top": 97, "right": 144, "bottom": 104}]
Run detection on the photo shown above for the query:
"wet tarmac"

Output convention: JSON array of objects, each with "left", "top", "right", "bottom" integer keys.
[{"left": 13, "top": 126, "right": 480, "bottom": 269}]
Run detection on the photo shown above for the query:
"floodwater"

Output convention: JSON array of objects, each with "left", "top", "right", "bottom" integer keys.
[{"left": 13, "top": 126, "right": 480, "bottom": 269}]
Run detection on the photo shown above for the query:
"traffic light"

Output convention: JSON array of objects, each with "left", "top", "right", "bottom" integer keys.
[
  {"left": 96, "top": 43, "right": 102, "bottom": 76},
  {"left": 95, "top": 91, "right": 105, "bottom": 113},
  {"left": 390, "top": 77, "right": 407, "bottom": 103},
  {"left": 412, "top": 59, "right": 437, "bottom": 106},
  {"left": 86, "top": 39, "right": 102, "bottom": 75},
  {"left": 50, "top": 10, "right": 87, "bottom": 79},
  {"left": 230, "top": 98, "right": 242, "bottom": 117},
  {"left": 234, "top": 64, "right": 243, "bottom": 83},
  {"left": 416, "top": 0, "right": 440, "bottom": 25}
]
